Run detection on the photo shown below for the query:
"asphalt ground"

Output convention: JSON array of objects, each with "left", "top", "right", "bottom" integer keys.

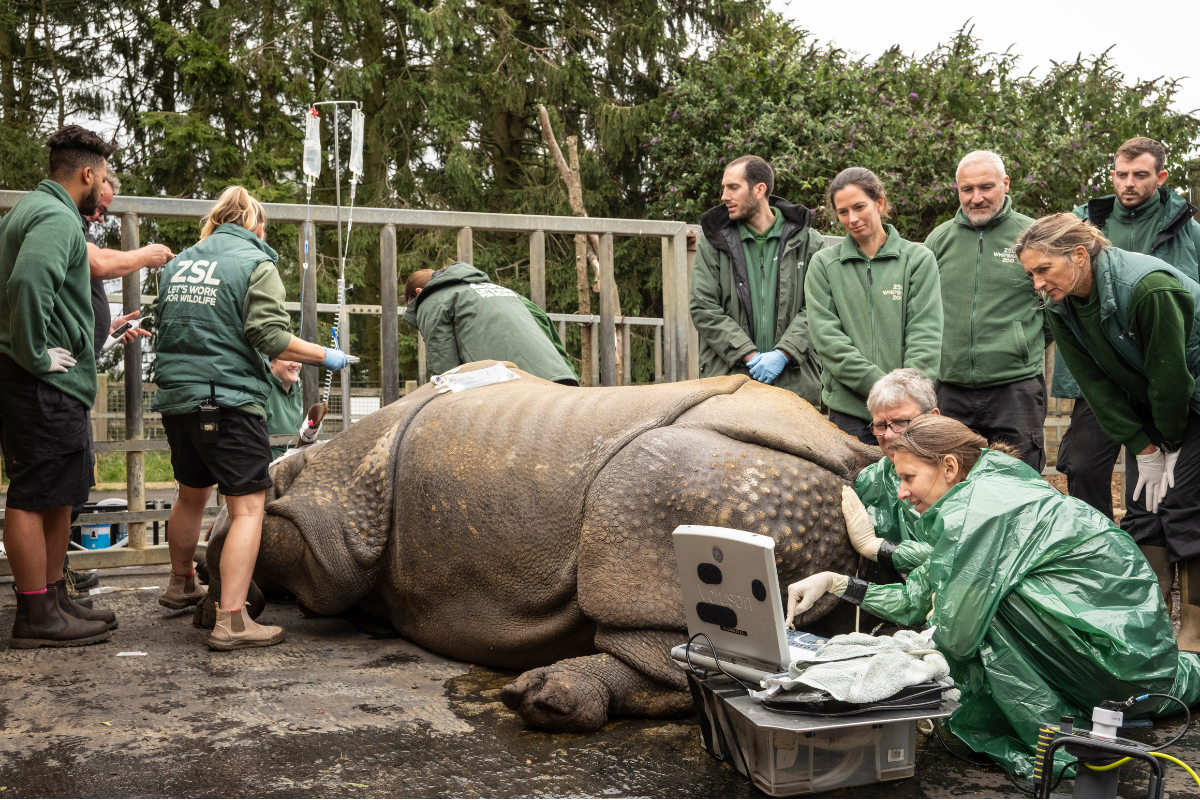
[{"left": 1, "top": 566, "right": 1199, "bottom": 798}]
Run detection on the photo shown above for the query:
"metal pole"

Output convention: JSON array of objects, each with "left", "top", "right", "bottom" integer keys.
[
  {"left": 333, "top": 115, "right": 351, "bottom": 428},
  {"left": 621, "top": 320, "right": 632, "bottom": 386},
  {"left": 418, "top": 334, "right": 427, "bottom": 384},
  {"left": 599, "top": 233, "right": 616, "bottom": 386},
  {"left": 590, "top": 320, "right": 600, "bottom": 388},
  {"left": 380, "top": 224, "right": 399, "bottom": 406},
  {"left": 530, "top": 230, "right": 546, "bottom": 310},
  {"left": 685, "top": 229, "right": 699, "bottom": 380},
  {"left": 121, "top": 213, "right": 145, "bottom": 550},
  {"left": 300, "top": 223, "right": 319, "bottom": 410},
  {"left": 654, "top": 326, "right": 662, "bottom": 384}
]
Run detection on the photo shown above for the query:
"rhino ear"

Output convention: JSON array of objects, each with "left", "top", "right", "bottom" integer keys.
[{"left": 672, "top": 381, "right": 881, "bottom": 481}]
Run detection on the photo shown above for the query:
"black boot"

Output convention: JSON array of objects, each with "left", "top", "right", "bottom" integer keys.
[
  {"left": 10, "top": 587, "right": 111, "bottom": 649},
  {"left": 51, "top": 580, "right": 117, "bottom": 630}
]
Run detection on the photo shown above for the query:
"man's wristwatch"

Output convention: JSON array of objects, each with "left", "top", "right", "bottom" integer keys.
[{"left": 1160, "top": 439, "right": 1182, "bottom": 455}]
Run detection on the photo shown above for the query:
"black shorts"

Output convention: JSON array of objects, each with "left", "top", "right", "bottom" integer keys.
[
  {"left": 162, "top": 409, "right": 273, "bottom": 496},
  {"left": 0, "top": 355, "right": 94, "bottom": 510}
]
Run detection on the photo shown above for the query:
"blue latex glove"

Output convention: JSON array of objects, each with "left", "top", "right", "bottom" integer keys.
[
  {"left": 322, "top": 348, "right": 355, "bottom": 370},
  {"left": 749, "top": 349, "right": 788, "bottom": 384}
]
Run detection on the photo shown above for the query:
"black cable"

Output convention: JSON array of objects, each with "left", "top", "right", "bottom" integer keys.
[
  {"left": 933, "top": 720, "right": 1036, "bottom": 797},
  {"left": 683, "top": 632, "right": 761, "bottom": 695},
  {"left": 1132, "top": 692, "right": 1191, "bottom": 750},
  {"left": 1047, "top": 759, "right": 1081, "bottom": 796}
]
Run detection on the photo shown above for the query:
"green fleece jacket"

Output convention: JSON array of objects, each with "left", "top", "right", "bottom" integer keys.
[
  {"left": 403, "top": 263, "right": 576, "bottom": 383},
  {"left": 806, "top": 225, "right": 943, "bottom": 420},
  {"left": 691, "top": 196, "right": 827, "bottom": 404},
  {"left": 0, "top": 180, "right": 96, "bottom": 407},
  {"left": 925, "top": 198, "right": 1045, "bottom": 388},
  {"left": 265, "top": 370, "right": 303, "bottom": 459},
  {"left": 1053, "top": 187, "right": 1200, "bottom": 399},
  {"left": 1049, "top": 271, "right": 1194, "bottom": 453}
]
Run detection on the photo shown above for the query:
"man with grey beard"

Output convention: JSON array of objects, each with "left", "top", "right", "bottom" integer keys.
[{"left": 923, "top": 150, "right": 1047, "bottom": 472}]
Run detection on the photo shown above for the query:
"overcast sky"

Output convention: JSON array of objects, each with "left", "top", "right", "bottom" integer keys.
[{"left": 768, "top": 1, "right": 1199, "bottom": 121}]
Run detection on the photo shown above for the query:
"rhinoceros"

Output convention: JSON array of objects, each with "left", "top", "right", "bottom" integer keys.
[{"left": 198, "top": 362, "right": 879, "bottom": 733}]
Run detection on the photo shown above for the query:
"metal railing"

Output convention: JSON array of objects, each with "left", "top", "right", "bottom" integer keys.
[{"left": 0, "top": 191, "right": 706, "bottom": 573}]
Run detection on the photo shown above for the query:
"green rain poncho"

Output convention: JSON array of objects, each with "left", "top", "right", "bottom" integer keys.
[
  {"left": 852, "top": 450, "right": 1200, "bottom": 775},
  {"left": 854, "top": 458, "right": 932, "bottom": 573}
]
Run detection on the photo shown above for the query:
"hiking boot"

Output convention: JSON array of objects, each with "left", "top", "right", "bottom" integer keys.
[
  {"left": 206, "top": 606, "right": 285, "bottom": 651},
  {"left": 10, "top": 587, "right": 111, "bottom": 649},
  {"left": 66, "top": 567, "right": 99, "bottom": 594},
  {"left": 51, "top": 580, "right": 117, "bottom": 630},
  {"left": 158, "top": 570, "right": 207, "bottom": 609}
]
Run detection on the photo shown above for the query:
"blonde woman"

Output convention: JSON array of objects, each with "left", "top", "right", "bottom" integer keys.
[
  {"left": 152, "top": 185, "right": 352, "bottom": 650},
  {"left": 1017, "top": 213, "right": 1200, "bottom": 651},
  {"left": 788, "top": 414, "right": 1200, "bottom": 776}
]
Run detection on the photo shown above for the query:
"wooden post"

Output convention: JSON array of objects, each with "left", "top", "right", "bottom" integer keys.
[
  {"left": 557, "top": 320, "right": 566, "bottom": 346},
  {"left": 590, "top": 321, "right": 600, "bottom": 388},
  {"left": 598, "top": 233, "right": 616, "bottom": 386},
  {"left": 621, "top": 320, "right": 632, "bottom": 386},
  {"left": 685, "top": 230, "right": 699, "bottom": 380},
  {"left": 92, "top": 373, "right": 107, "bottom": 443},
  {"left": 300, "top": 222, "right": 319, "bottom": 411},
  {"left": 121, "top": 213, "right": 145, "bottom": 550},
  {"left": 418, "top": 334, "right": 427, "bottom": 384},
  {"left": 654, "top": 326, "right": 662, "bottom": 384},
  {"left": 380, "top": 224, "right": 399, "bottom": 406},
  {"left": 457, "top": 227, "right": 473, "bottom": 264},
  {"left": 530, "top": 230, "right": 546, "bottom": 310},
  {"left": 661, "top": 237, "right": 676, "bottom": 383}
]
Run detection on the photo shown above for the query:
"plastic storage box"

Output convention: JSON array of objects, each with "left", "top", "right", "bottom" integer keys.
[{"left": 688, "top": 674, "right": 957, "bottom": 797}]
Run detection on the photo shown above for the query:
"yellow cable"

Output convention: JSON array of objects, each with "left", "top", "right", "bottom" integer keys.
[
  {"left": 1150, "top": 752, "right": 1200, "bottom": 788},
  {"left": 1081, "top": 753, "right": 1200, "bottom": 788}
]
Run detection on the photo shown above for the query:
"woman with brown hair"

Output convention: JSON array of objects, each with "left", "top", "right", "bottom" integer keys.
[
  {"left": 804, "top": 167, "right": 943, "bottom": 443},
  {"left": 787, "top": 414, "right": 1200, "bottom": 776},
  {"left": 152, "top": 185, "right": 355, "bottom": 650}
]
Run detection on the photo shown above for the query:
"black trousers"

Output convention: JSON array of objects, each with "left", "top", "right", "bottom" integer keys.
[
  {"left": 1056, "top": 397, "right": 1122, "bottom": 520},
  {"left": 829, "top": 410, "right": 876, "bottom": 445},
  {"left": 935, "top": 376, "right": 1047, "bottom": 474},
  {"left": 1121, "top": 410, "right": 1200, "bottom": 563}
]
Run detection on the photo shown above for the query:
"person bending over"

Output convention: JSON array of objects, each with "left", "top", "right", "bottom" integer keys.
[
  {"left": 845, "top": 368, "right": 942, "bottom": 573},
  {"left": 404, "top": 264, "right": 577, "bottom": 384},
  {"left": 153, "top": 186, "right": 353, "bottom": 650},
  {"left": 264, "top": 357, "right": 303, "bottom": 460},
  {"left": 787, "top": 415, "right": 1199, "bottom": 776},
  {"left": 806, "top": 167, "right": 943, "bottom": 444}
]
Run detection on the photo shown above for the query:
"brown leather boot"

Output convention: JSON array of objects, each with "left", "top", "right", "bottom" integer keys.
[
  {"left": 206, "top": 606, "right": 285, "bottom": 651},
  {"left": 159, "top": 570, "right": 207, "bottom": 609},
  {"left": 50, "top": 580, "right": 116, "bottom": 630},
  {"left": 10, "top": 587, "right": 111, "bottom": 649},
  {"left": 1139, "top": 545, "right": 1173, "bottom": 608},
  {"left": 1178, "top": 559, "right": 1200, "bottom": 654}
]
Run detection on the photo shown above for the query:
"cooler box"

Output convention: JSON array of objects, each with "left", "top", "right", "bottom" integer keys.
[{"left": 688, "top": 673, "right": 957, "bottom": 797}]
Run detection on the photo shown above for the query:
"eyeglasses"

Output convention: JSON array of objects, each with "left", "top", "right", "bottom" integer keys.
[{"left": 870, "top": 418, "right": 913, "bottom": 435}]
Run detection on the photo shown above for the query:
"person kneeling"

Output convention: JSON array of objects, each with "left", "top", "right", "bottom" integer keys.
[{"left": 788, "top": 415, "right": 1200, "bottom": 776}]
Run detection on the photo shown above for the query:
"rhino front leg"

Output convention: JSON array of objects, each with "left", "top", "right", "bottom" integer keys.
[{"left": 501, "top": 650, "right": 690, "bottom": 733}]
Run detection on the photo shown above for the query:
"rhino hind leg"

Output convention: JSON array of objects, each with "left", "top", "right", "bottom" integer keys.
[{"left": 501, "top": 652, "right": 690, "bottom": 733}]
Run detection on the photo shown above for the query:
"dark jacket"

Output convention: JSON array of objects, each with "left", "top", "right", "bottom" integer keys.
[{"left": 690, "top": 196, "right": 827, "bottom": 404}]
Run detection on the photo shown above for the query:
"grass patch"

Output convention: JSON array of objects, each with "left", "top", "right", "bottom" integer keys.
[{"left": 96, "top": 451, "right": 175, "bottom": 483}]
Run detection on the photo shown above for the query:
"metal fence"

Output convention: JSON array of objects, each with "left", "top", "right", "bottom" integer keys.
[{"left": 0, "top": 191, "right": 707, "bottom": 574}]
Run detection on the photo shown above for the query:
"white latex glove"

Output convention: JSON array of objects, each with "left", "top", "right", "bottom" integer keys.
[
  {"left": 786, "top": 571, "right": 849, "bottom": 627},
  {"left": 46, "top": 347, "right": 76, "bottom": 374},
  {"left": 1134, "top": 448, "right": 1167, "bottom": 514},
  {"left": 841, "top": 485, "right": 881, "bottom": 561},
  {"left": 1162, "top": 448, "right": 1181, "bottom": 503}
]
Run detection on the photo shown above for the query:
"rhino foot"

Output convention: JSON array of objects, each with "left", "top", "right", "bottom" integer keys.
[{"left": 501, "top": 653, "right": 690, "bottom": 733}]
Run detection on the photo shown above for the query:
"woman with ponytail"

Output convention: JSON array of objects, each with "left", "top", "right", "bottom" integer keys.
[{"left": 787, "top": 415, "right": 1200, "bottom": 776}]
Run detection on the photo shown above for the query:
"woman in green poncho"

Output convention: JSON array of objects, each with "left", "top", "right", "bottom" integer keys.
[{"left": 787, "top": 414, "right": 1200, "bottom": 776}]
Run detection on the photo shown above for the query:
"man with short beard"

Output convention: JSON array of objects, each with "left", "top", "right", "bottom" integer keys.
[
  {"left": 690, "top": 155, "right": 826, "bottom": 403},
  {"left": 924, "top": 150, "right": 1045, "bottom": 472},
  {"left": 0, "top": 125, "right": 130, "bottom": 646}
]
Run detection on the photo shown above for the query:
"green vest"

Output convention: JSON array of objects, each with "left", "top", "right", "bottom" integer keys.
[
  {"left": 1047, "top": 247, "right": 1200, "bottom": 414},
  {"left": 265, "top": 370, "right": 304, "bottom": 458},
  {"left": 151, "top": 224, "right": 279, "bottom": 417}
]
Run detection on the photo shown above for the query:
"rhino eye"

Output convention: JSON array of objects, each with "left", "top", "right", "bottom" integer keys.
[{"left": 697, "top": 563, "right": 722, "bottom": 584}]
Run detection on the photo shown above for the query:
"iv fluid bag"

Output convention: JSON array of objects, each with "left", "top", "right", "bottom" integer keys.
[
  {"left": 302, "top": 109, "right": 321, "bottom": 180},
  {"left": 349, "top": 108, "right": 364, "bottom": 177}
]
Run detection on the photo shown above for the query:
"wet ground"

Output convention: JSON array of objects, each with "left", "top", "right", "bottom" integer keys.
[{"left": 1, "top": 566, "right": 1197, "bottom": 798}]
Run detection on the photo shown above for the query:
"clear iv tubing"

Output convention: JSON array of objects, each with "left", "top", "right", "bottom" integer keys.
[
  {"left": 301, "top": 181, "right": 313, "bottom": 336},
  {"left": 323, "top": 173, "right": 359, "bottom": 404}
]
